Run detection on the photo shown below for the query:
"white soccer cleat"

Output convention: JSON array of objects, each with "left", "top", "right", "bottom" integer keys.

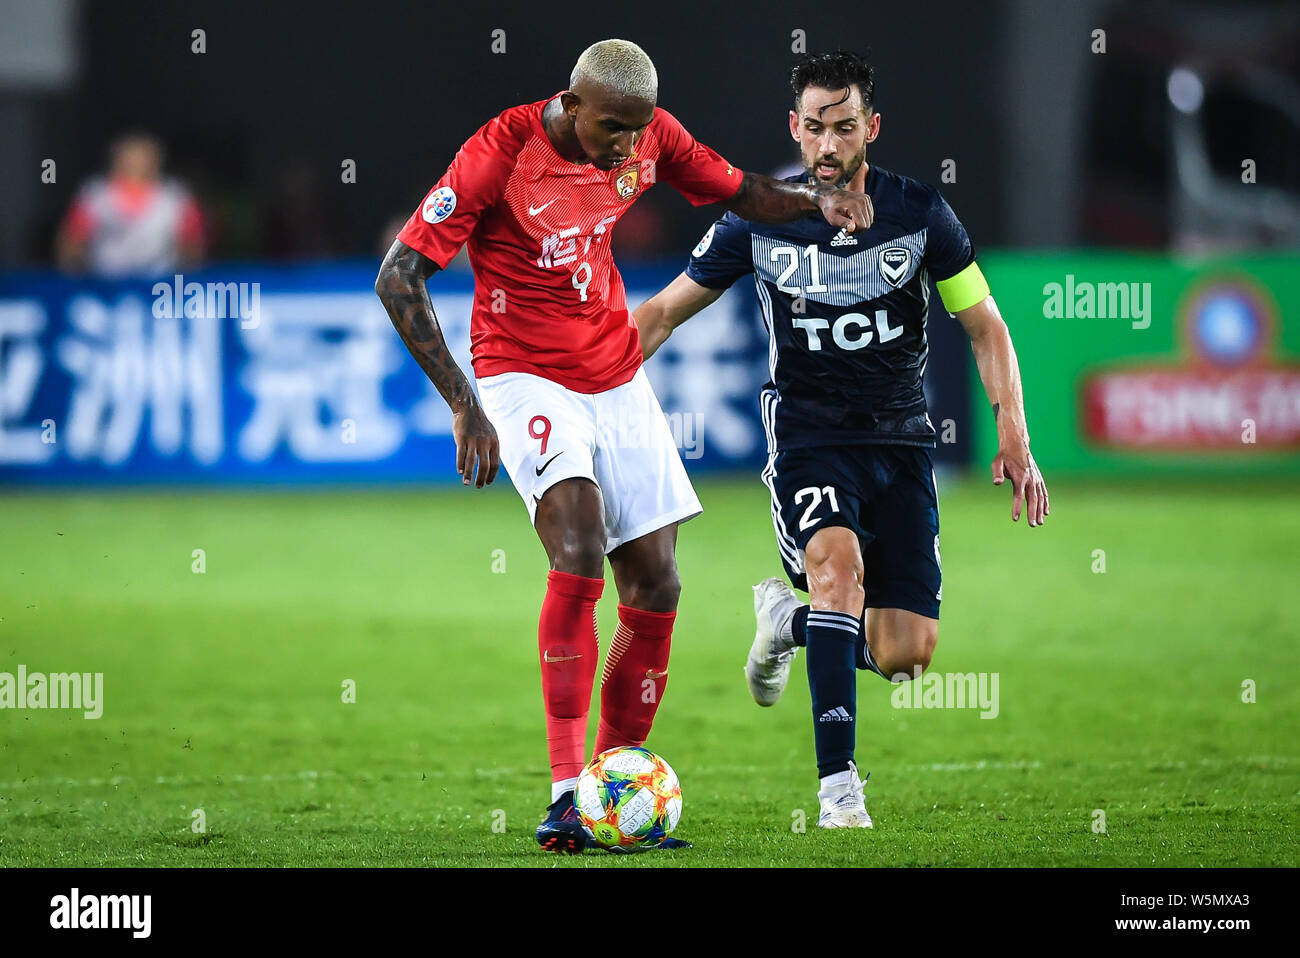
[
  {"left": 817, "top": 762, "right": 874, "bottom": 829},
  {"left": 746, "top": 577, "right": 802, "bottom": 707}
]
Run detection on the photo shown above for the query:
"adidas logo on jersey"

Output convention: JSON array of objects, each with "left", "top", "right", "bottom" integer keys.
[
  {"left": 818, "top": 706, "right": 853, "bottom": 722},
  {"left": 829, "top": 228, "right": 858, "bottom": 247}
]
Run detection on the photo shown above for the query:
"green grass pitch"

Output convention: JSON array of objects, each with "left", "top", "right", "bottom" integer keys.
[{"left": 1, "top": 477, "right": 1297, "bottom": 867}]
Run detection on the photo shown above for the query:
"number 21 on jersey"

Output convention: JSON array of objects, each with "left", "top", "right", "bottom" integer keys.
[{"left": 771, "top": 244, "right": 828, "bottom": 296}]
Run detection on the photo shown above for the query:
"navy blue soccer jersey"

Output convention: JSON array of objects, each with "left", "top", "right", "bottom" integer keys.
[{"left": 685, "top": 166, "right": 978, "bottom": 450}]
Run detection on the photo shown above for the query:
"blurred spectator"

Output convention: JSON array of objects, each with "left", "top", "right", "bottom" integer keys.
[{"left": 56, "top": 133, "right": 205, "bottom": 277}]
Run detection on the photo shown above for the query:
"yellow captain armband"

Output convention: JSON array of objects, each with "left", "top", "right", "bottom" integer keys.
[{"left": 935, "top": 261, "right": 990, "bottom": 314}]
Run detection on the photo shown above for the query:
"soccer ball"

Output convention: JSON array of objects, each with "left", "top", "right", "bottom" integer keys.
[{"left": 574, "top": 746, "right": 683, "bottom": 849}]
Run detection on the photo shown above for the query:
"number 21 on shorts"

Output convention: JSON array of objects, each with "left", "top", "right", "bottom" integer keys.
[{"left": 794, "top": 485, "right": 840, "bottom": 531}]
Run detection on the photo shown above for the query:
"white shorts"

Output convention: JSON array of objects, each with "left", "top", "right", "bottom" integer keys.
[{"left": 476, "top": 368, "right": 702, "bottom": 553}]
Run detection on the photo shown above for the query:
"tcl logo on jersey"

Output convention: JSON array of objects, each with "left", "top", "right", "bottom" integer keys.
[
  {"left": 422, "top": 187, "right": 457, "bottom": 224},
  {"left": 879, "top": 247, "right": 912, "bottom": 288},
  {"left": 793, "top": 310, "right": 904, "bottom": 351}
]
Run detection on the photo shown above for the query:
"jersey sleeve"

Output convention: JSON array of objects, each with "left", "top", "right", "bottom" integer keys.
[
  {"left": 652, "top": 108, "right": 744, "bottom": 207},
  {"left": 683, "top": 211, "right": 753, "bottom": 290},
  {"left": 924, "top": 190, "right": 989, "bottom": 313},
  {"left": 396, "top": 114, "right": 517, "bottom": 268}
]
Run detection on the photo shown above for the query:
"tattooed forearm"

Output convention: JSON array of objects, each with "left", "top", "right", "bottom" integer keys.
[
  {"left": 726, "top": 171, "right": 827, "bottom": 224},
  {"left": 375, "top": 240, "right": 475, "bottom": 413}
]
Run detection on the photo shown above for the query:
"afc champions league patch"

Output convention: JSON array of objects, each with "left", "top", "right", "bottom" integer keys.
[
  {"left": 422, "top": 186, "right": 457, "bottom": 224},
  {"left": 879, "top": 246, "right": 912, "bottom": 288},
  {"left": 692, "top": 224, "right": 716, "bottom": 258}
]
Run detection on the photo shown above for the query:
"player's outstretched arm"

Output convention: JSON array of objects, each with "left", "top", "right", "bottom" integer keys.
[
  {"left": 375, "top": 239, "right": 499, "bottom": 488},
  {"left": 633, "top": 273, "right": 725, "bottom": 361},
  {"left": 955, "top": 294, "right": 1049, "bottom": 527},
  {"left": 726, "top": 171, "right": 874, "bottom": 233}
]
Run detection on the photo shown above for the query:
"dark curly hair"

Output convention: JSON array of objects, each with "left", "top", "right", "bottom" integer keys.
[{"left": 790, "top": 51, "right": 876, "bottom": 115}]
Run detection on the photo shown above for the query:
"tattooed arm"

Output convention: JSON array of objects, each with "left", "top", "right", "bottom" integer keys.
[
  {"left": 725, "top": 171, "right": 874, "bottom": 232},
  {"left": 375, "top": 239, "right": 499, "bottom": 487}
]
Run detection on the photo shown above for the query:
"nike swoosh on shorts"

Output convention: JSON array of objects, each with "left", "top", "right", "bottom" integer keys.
[{"left": 536, "top": 452, "right": 563, "bottom": 476}]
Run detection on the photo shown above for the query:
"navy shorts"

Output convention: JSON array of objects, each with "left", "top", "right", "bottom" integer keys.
[{"left": 761, "top": 444, "right": 941, "bottom": 619}]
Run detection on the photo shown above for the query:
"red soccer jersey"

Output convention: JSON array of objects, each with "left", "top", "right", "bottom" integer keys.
[{"left": 396, "top": 93, "right": 743, "bottom": 393}]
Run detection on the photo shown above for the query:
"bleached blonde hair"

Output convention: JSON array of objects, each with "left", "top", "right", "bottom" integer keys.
[{"left": 570, "top": 39, "right": 658, "bottom": 101}]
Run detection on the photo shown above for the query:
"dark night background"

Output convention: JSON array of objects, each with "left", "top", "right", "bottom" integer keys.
[{"left": 6, "top": 0, "right": 1295, "bottom": 269}]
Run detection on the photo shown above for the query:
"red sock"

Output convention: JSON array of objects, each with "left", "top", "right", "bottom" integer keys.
[
  {"left": 593, "top": 604, "right": 676, "bottom": 756},
  {"left": 538, "top": 570, "right": 603, "bottom": 784}
]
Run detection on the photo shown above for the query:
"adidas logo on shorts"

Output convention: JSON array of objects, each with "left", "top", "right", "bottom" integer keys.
[
  {"left": 818, "top": 706, "right": 853, "bottom": 722},
  {"left": 829, "top": 228, "right": 858, "bottom": 247}
]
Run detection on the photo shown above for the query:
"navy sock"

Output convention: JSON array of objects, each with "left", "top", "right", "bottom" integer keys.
[
  {"left": 791, "top": 605, "right": 809, "bottom": 645},
  {"left": 791, "top": 603, "right": 887, "bottom": 679},
  {"left": 805, "top": 609, "right": 859, "bottom": 779},
  {"left": 856, "top": 623, "right": 888, "bottom": 679}
]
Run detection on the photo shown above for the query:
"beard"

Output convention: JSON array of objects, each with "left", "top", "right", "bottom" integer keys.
[{"left": 806, "top": 143, "right": 867, "bottom": 187}]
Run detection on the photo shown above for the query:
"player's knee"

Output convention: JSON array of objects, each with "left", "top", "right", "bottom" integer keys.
[
  {"left": 879, "top": 624, "right": 938, "bottom": 679},
  {"left": 549, "top": 534, "right": 606, "bottom": 579},
  {"left": 619, "top": 566, "right": 681, "bottom": 613},
  {"left": 805, "top": 554, "right": 864, "bottom": 614}
]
